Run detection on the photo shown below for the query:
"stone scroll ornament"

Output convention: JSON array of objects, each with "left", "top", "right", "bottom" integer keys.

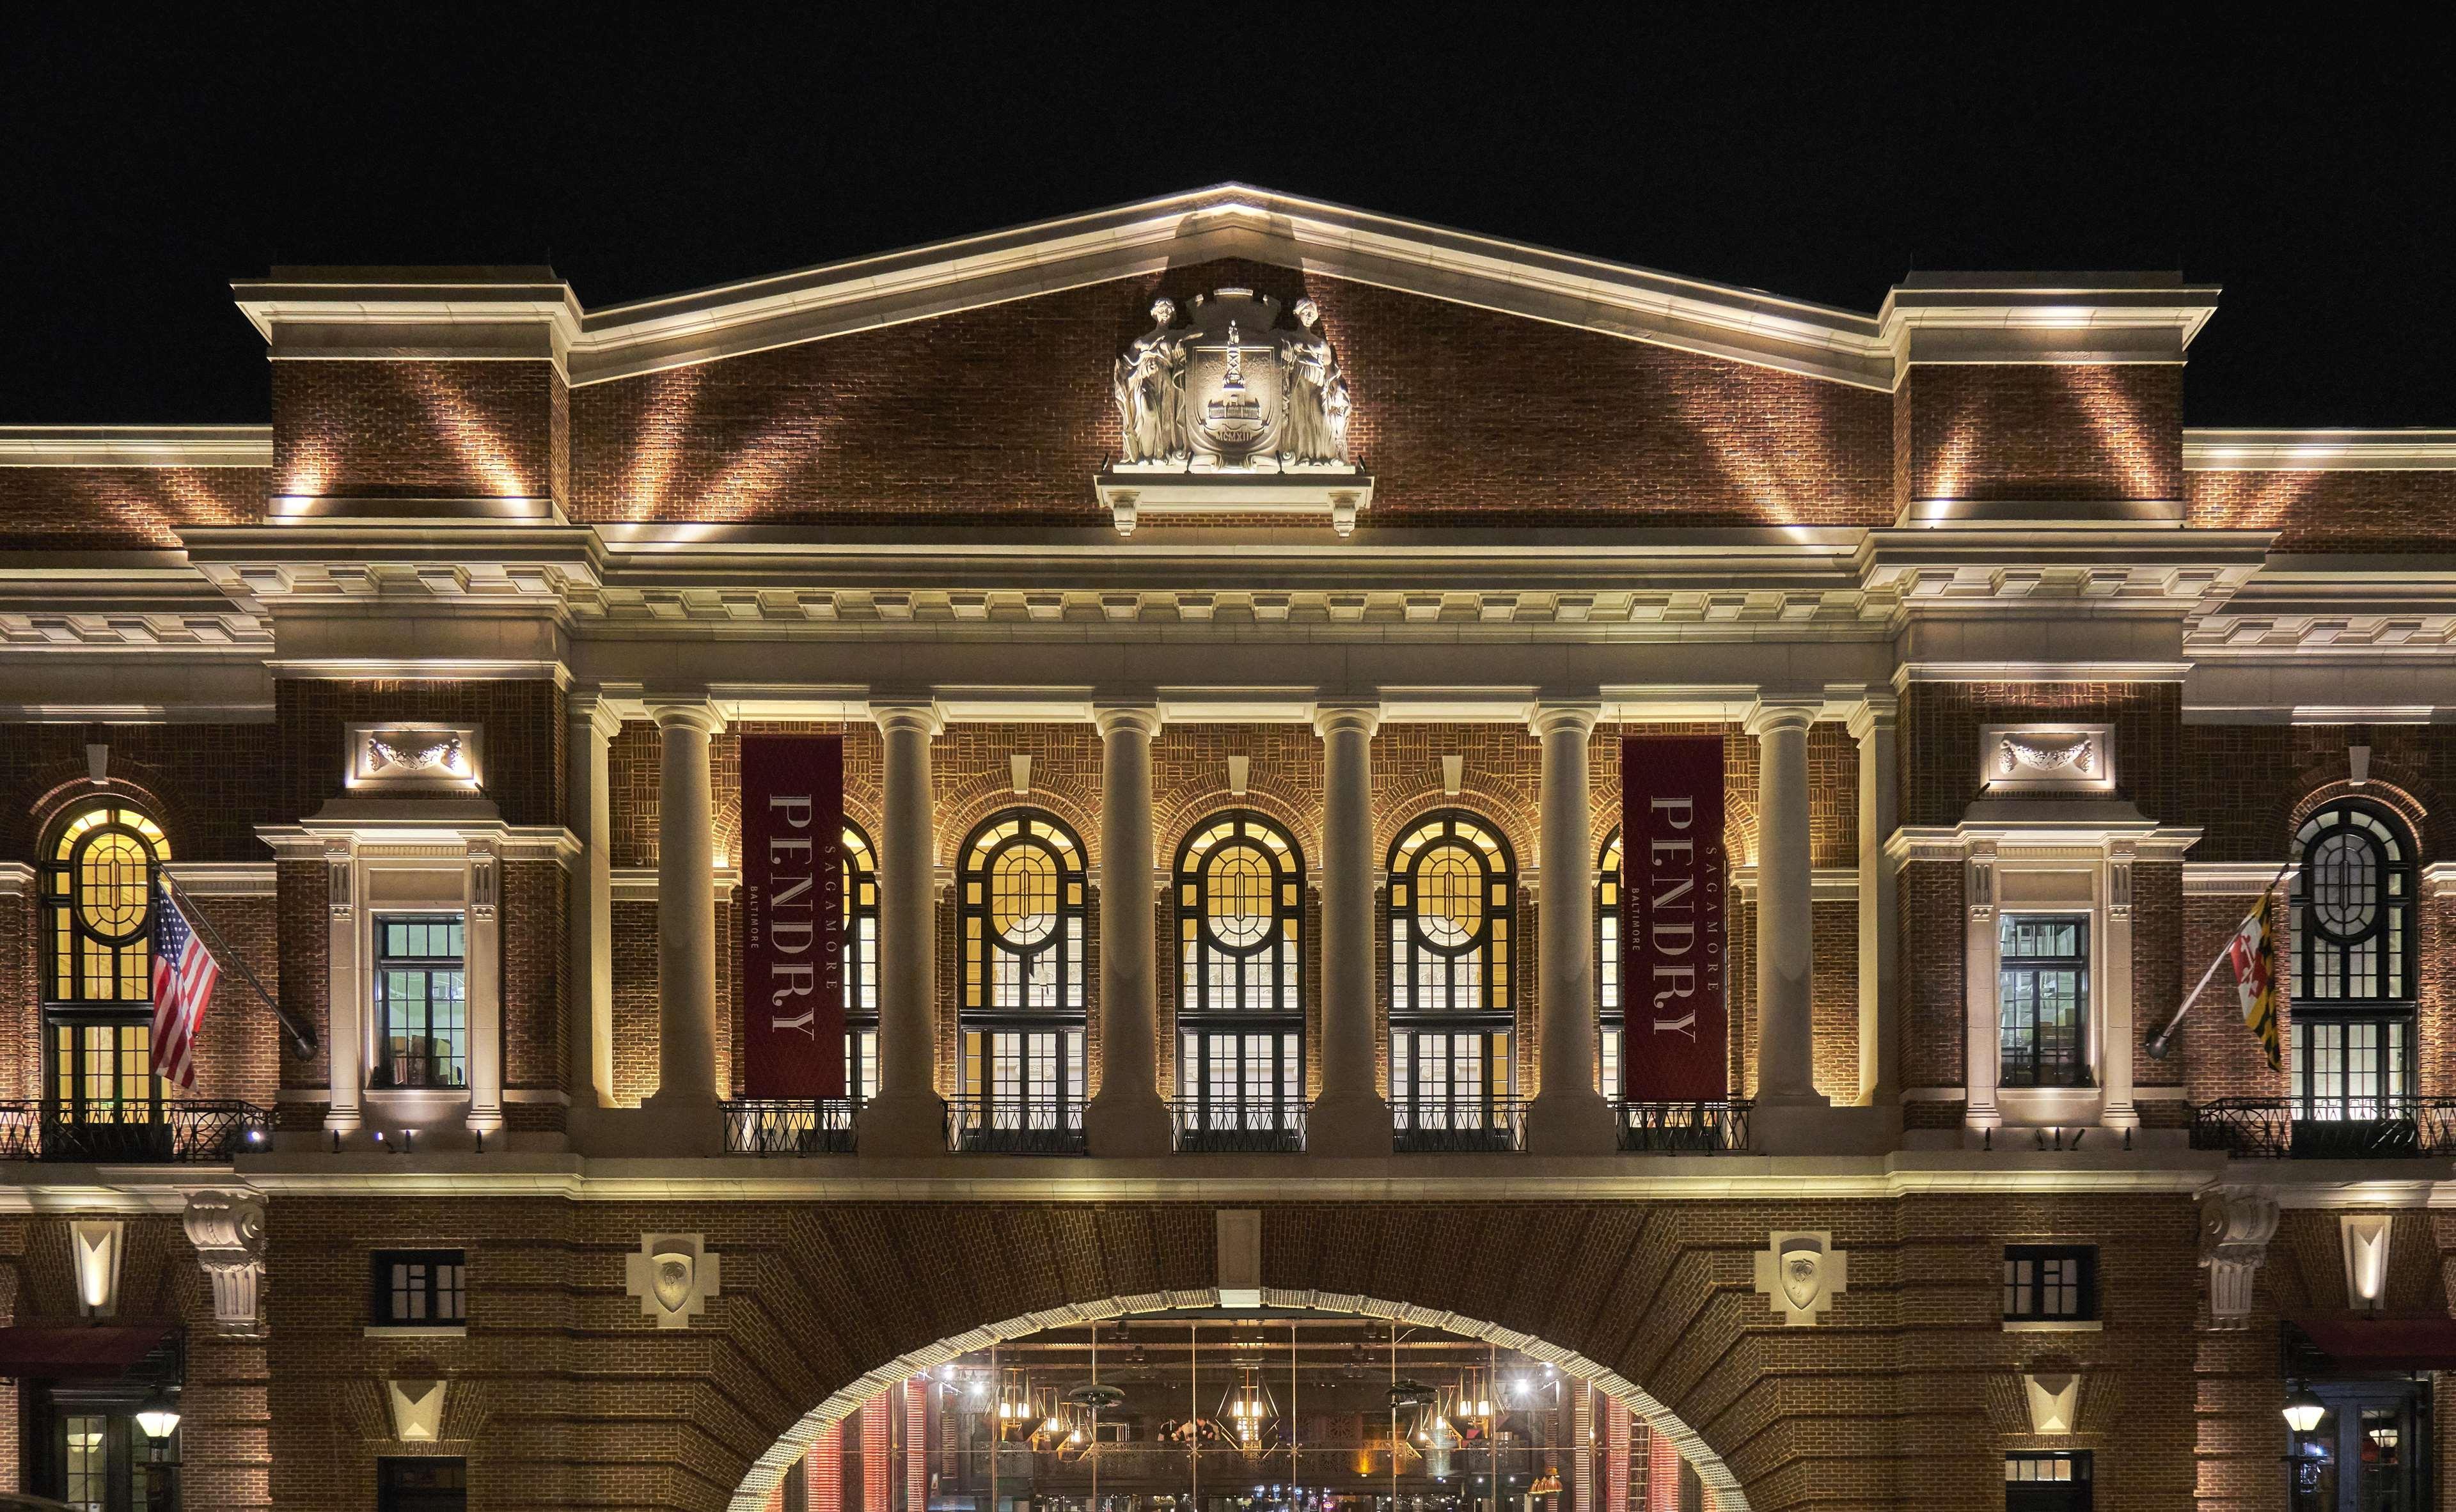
[{"left": 1111, "top": 289, "right": 1355, "bottom": 473}]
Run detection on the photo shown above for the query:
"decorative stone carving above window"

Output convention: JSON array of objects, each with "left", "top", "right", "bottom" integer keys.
[
  {"left": 1095, "top": 288, "right": 1373, "bottom": 536},
  {"left": 1979, "top": 723, "right": 2114, "bottom": 795},
  {"left": 347, "top": 723, "right": 483, "bottom": 792}
]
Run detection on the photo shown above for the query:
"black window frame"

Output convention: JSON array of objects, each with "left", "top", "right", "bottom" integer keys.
[
  {"left": 2003, "top": 1244, "right": 2098, "bottom": 1321},
  {"left": 1998, "top": 912, "right": 2091, "bottom": 1089},
  {"left": 2293, "top": 799, "right": 2416, "bottom": 1005},
  {"left": 370, "top": 1248, "right": 468, "bottom": 1327},
  {"left": 2005, "top": 1451, "right": 2092, "bottom": 1512},
  {"left": 378, "top": 1455, "right": 468, "bottom": 1511},
  {"left": 372, "top": 913, "right": 469, "bottom": 1091}
]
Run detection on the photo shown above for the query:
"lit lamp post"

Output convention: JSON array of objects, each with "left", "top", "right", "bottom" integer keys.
[{"left": 2283, "top": 1385, "right": 2328, "bottom": 1506}]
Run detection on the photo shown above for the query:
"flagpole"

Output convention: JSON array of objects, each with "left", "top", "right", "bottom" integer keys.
[
  {"left": 159, "top": 871, "right": 319, "bottom": 1059},
  {"left": 2143, "top": 855, "right": 2294, "bottom": 1061}
]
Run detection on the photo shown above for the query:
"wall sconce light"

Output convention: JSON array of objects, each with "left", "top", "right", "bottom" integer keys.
[
  {"left": 388, "top": 1378, "right": 448, "bottom": 1442},
  {"left": 2022, "top": 1371, "right": 2081, "bottom": 1435},
  {"left": 2341, "top": 1212, "right": 2393, "bottom": 1312},
  {"left": 70, "top": 1218, "right": 123, "bottom": 1318}
]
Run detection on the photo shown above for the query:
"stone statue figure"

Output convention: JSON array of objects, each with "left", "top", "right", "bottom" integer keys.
[
  {"left": 1277, "top": 298, "right": 1351, "bottom": 468},
  {"left": 1112, "top": 298, "right": 1188, "bottom": 465}
]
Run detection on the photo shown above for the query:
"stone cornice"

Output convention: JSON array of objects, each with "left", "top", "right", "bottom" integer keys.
[
  {"left": 2184, "top": 429, "right": 2456, "bottom": 471},
  {"left": 0, "top": 425, "right": 272, "bottom": 468}
]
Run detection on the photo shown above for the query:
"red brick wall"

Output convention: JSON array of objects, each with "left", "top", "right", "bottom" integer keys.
[
  {"left": 275, "top": 680, "right": 565, "bottom": 830},
  {"left": 1897, "top": 364, "right": 2182, "bottom": 507},
  {"left": 272, "top": 359, "right": 562, "bottom": 501},
  {"left": 0, "top": 721, "right": 281, "bottom": 863},
  {"left": 1900, "top": 860, "right": 1967, "bottom": 1120},
  {"left": 2180, "top": 723, "right": 2453, "bottom": 862},
  {"left": 1901, "top": 682, "right": 2182, "bottom": 828},
  {"left": 570, "top": 259, "right": 1894, "bottom": 530},
  {"left": 2189, "top": 468, "right": 2456, "bottom": 553},
  {"left": 501, "top": 860, "right": 567, "bottom": 1119},
  {"left": 0, "top": 466, "right": 265, "bottom": 549}
]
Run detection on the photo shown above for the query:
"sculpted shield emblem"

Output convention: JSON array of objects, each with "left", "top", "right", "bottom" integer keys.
[
  {"left": 1180, "top": 290, "right": 1289, "bottom": 469},
  {"left": 652, "top": 1248, "right": 695, "bottom": 1314},
  {"left": 1753, "top": 1229, "right": 1846, "bottom": 1325},
  {"left": 1780, "top": 1243, "right": 1823, "bottom": 1313}
]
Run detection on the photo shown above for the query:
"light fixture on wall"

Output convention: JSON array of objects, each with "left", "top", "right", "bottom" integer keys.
[
  {"left": 2283, "top": 1387, "right": 2327, "bottom": 1435},
  {"left": 70, "top": 1218, "right": 123, "bottom": 1319},
  {"left": 2341, "top": 1212, "right": 2393, "bottom": 1313},
  {"left": 136, "top": 1387, "right": 182, "bottom": 1442}
]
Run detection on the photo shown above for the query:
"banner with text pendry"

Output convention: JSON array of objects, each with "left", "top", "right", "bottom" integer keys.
[
  {"left": 739, "top": 734, "right": 845, "bottom": 1098},
  {"left": 1621, "top": 735, "right": 1728, "bottom": 1101}
]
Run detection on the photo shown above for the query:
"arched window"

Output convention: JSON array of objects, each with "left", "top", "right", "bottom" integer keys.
[
  {"left": 957, "top": 810, "right": 1088, "bottom": 1143},
  {"left": 1596, "top": 828, "right": 1623, "bottom": 1098},
  {"left": 1387, "top": 810, "right": 1515, "bottom": 1138},
  {"left": 1174, "top": 811, "right": 1304, "bottom": 1143},
  {"left": 2290, "top": 799, "right": 2418, "bottom": 1119},
  {"left": 842, "top": 821, "right": 880, "bottom": 1103},
  {"left": 42, "top": 803, "right": 170, "bottom": 1122}
]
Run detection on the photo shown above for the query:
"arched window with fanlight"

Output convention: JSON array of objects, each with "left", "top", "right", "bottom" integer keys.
[
  {"left": 2290, "top": 799, "right": 2419, "bottom": 1121},
  {"left": 841, "top": 821, "right": 880, "bottom": 1104},
  {"left": 1173, "top": 810, "right": 1304, "bottom": 1145},
  {"left": 41, "top": 803, "right": 170, "bottom": 1124},
  {"left": 1387, "top": 810, "right": 1515, "bottom": 1140},
  {"left": 956, "top": 809, "right": 1088, "bottom": 1145},
  {"left": 1596, "top": 828, "right": 1623, "bottom": 1098}
]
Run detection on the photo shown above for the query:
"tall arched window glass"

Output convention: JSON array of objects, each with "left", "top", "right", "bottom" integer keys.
[
  {"left": 41, "top": 804, "right": 170, "bottom": 1123},
  {"left": 1596, "top": 828, "right": 1623, "bottom": 1098},
  {"left": 956, "top": 809, "right": 1088, "bottom": 1146},
  {"left": 1387, "top": 810, "right": 1515, "bottom": 1140},
  {"left": 842, "top": 822, "right": 880, "bottom": 1103},
  {"left": 1173, "top": 811, "right": 1304, "bottom": 1146},
  {"left": 2290, "top": 799, "right": 2418, "bottom": 1121}
]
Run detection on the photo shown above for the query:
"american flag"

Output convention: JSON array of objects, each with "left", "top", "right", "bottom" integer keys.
[{"left": 151, "top": 881, "right": 219, "bottom": 1089}]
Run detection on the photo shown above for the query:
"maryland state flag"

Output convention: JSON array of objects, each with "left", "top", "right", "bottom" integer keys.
[{"left": 2227, "top": 892, "right": 2282, "bottom": 1072}]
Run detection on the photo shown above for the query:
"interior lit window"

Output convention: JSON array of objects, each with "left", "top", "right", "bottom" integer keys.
[
  {"left": 957, "top": 810, "right": 1087, "bottom": 1145},
  {"left": 1596, "top": 828, "right": 1622, "bottom": 1096},
  {"left": 842, "top": 822, "right": 880, "bottom": 1103},
  {"left": 1174, "top": 811, "right": 1304, "bottom": 1142},
  {"left": 1388, "top": 811, "right": 1515, "bottom": 1138},
  {"left": 2291, "top": 801, "right": 2417, "bottom": 1124},
  {"left": 373, "top": 915, "right": 468, "bottom": 1089}
]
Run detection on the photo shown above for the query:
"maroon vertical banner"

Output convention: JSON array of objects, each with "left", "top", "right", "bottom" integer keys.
[
  {"left": 739, "top": 734, "right": 845, "bottom": 1098},
  {"left": 1621, "top": 735, "right": 1728, "bottom": 1101}
]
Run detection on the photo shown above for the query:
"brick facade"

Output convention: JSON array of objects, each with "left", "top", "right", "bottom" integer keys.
[{"left": 273, "top": 359, "right": 566, "bottom": 504}]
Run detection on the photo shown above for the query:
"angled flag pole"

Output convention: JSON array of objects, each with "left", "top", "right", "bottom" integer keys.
[
  {"left": 2143, "top": 856, "right": 2292, "bottom": 1063},
  {"left": 159, "top": 870, "right": 319, "bottom": 1059}
]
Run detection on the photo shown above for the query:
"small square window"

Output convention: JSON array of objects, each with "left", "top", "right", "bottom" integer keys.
[
  {"left": 2005, "top": 1451, "right": 2091, "bottom": 1511},
  {"left": 2004, "top": 1245, "right": 2097, "bottom": 1321},
  {"left": 372, "top": 1248, "right": 467, "bottom": 1327}
]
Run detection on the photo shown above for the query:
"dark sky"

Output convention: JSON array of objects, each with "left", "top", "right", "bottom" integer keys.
[{"left": 3, "top": 16, "right": 2448, "bottom": 429}]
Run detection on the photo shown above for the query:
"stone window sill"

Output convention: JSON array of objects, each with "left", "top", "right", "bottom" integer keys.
[
  {"left": 365, "top": 1324, "right": 468, "bottom": 1339},
  {"left": 2003, "top": 1319, "right": 2102, "bottom": 1333}
]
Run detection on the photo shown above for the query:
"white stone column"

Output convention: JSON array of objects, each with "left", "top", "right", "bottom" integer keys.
[
  {"left": 1965, "top": 842, "right": 2002, "bottom": 1130},
  {"left": 323, "top": 839, "right": 362, "bottom": 1137},
  {"left": 2102, "top": 844, "right": 2139, "bottom": 1130},
  {"left": 645, "top": 700, "right": 725, "bottom": 1131},
  {"left": 858, "top": 700, "right": 950, "bottom": 1155},
  {"left": 1848, "top": 698, "right": 1900, "bottom": 1110},
  {"left": 1085, "top": 704, "right": 1172, "bottom": 1155},
  {"left": 1747, "top": 700, "right": 1822, "bottom": 1106},
  {"left": 1526, "top": 701, "right": 1614, "bottom": 1154},
  {"left": 1310, "top": 700, "right": 1392, "bottom": 1155},
  {"left": 463, "top": 839, "right": 503, "bottom": 1139},
  {"left": 566, "top": 692, "right": 620, "bottom": 1122}
]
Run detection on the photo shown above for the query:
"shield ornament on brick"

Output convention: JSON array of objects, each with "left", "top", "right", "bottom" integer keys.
[
  {"left": 626, "top": 1232, "right": 721, "bottom": 1328},
  {"left": 1752, "top": 1231, "right": 1846, "bottom": 1327}
]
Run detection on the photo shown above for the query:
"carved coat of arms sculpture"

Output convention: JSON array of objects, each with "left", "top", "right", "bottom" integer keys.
[{"left": 1097, "top": 287, "right": 1371, "bottom": 535}]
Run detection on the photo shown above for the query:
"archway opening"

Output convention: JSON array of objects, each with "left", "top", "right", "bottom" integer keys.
[{"left": 734, "top": 1293, "right": 1742, "bottom": 1512}]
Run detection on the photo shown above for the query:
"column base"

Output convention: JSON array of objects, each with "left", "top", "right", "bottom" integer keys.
[
  {"left": 1306, "top": 1092, "right": 1394, "bottom": 1157},
  {"left": 1083, "top": 1090, "right": 1174, "bottom": 1158},
  {"left": 855, "top": 1092, "right": 950, "bottom": 1158},
  {"left": 595, "top": 1098, "right": 725, "bottom": 1157},
  {"left": 1523, "top": 1089, "right": 1618, "bottom": 1156},
  {"left": 1749, "top": 1098, "right": 1894, "bottom": 1156}
]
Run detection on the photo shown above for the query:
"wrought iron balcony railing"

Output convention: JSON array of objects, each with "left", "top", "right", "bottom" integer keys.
[
  {"left": 1167, "top": 1099, "right": 1305, "bottom": 1153},
  {"left": 0, "top": 1101, "right": 270, "bottom": 1163},
  {"left": 947, "top": 1093, "right": 1087, "bottom": 1154},
  {"left": 723, "top": 1098, "right": 861, "bottom": 1154},
  {"left": 2191, "top": 1096, "right": 2456, "bottom": 1159},
  {"left": 1612, "top": 1098, "right": 1753, "bottom": 1153},
  {"left": 1392, "top": 1096, "right": 1526, "bottom": 1153}
]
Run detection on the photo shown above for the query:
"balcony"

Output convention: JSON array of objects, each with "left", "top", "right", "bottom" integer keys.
[
  {"left": 1168, "top": 1099, "right": 1305, "bottom": 1153},
  {"left": 1612, "top": 1098, "right": 1753, "bottom": 1153},
  {"left": 0, "top": 1101, "right": 270, "bottom": 1163},
  {"left": 2191, "top": 1096, "right": 2456, "bottom": 1159},
  {"left": 723, "top": 1098, "right": 860, "bottom": 1154},
  {"left": 947, "top": 1093, "right": 1086, "bottom": 1154},
  {"left": 1393, "top": 1097, "right": 1526, "bottom": 1153}
]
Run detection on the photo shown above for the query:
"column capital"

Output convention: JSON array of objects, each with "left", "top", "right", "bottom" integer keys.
[
  {"left": 1845, "top": 695, "right": 1898, "bottom": 741},
  {"left": 569, "top": 688, "right": 626, "bottom": 741},
  {"left": 647, "top": 698, "right": 726, "bottom": 736},
  {"left": 1743, "top": 698, "right": 1820, "bottom": 737},
  {"left": 1312, "top": 698, "right": 1383, "bottom": 739},
  {"left": 1092, "top": 702, "right": 1165, "bottom": 739},
  {"left": 1527, "top": 700, "right": 1602, "bottom": 739},
  {"left": 869, "top": 698, "right": 947, "bottom": 737}
]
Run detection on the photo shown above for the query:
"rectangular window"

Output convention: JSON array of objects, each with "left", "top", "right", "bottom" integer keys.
[
  {"left": 63, "top": 1413, "right": 107, "bottom": 1512},
  {"left": 2293, "top": 1016, "right": 2411, "bottom": 1121},
  {"left": 374, "top": 915, "right": 467, "bottom": 1089},
  {"left": 51, "top": 1020, "right": 155, "bottom": 1121},
  {"left": 1999, "top": 914, "right": 2090, "bottom": 1088},
  {"left": 2004, "top": 1451, "right": 2091, "bottom": 1511},
  {"left": 2003, "top": 1245, "right": 2097, "bottom": 1321},
  {"left": 379, "top": 1456, "right": 468, "bottom": 1512},
  {"left": 372, "top": 1248, "right": 468, "bottom": 1327}
]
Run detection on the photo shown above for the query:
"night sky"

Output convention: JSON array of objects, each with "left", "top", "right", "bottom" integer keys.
[{"left": 3, "top": 17, "right": 2446, "bottom": 429}]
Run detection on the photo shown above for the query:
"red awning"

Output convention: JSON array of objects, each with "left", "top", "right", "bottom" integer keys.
[
  {"left": 0, "top": 1325, "right": 171, "bottom": 1380},
  {"left": 2293, "top": 1316, "right": 2456, "bottom": 1371}
]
